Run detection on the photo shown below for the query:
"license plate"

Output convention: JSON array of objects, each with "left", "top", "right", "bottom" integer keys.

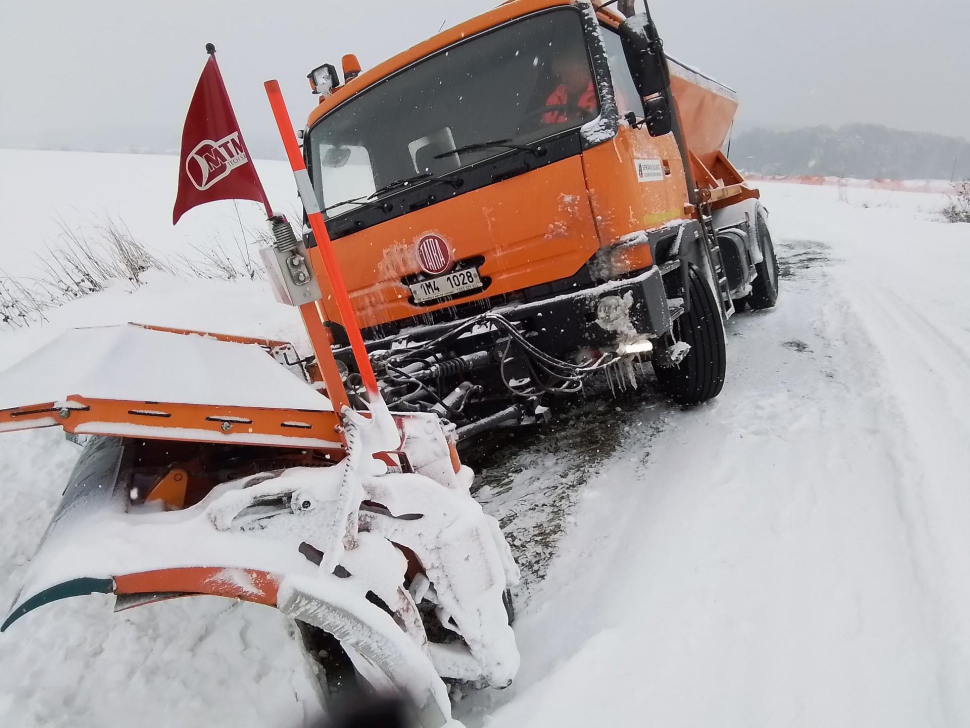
[{"left": 409, "top": 268, "right": 483, "bottom": 304}]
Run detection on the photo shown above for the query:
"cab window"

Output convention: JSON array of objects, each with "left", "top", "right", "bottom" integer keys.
[{"left": 600, "top": 26, "right": 644, "bottom": 118}]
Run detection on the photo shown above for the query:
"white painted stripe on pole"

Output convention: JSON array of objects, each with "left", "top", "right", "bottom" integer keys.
[{"left": 294, "top": 170, "right": 321, "bottom": 214}]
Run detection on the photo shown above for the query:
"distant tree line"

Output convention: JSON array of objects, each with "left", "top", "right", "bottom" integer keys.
[{"left": 729, "top": 124, "right": 970, "bottom": 181}]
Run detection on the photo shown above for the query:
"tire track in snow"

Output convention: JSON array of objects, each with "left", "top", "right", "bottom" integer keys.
[
  {"left": 460, "top": 237, "right": 965, "bottom": 728},
  {"left": 826, "top": 270, "right": 970, "bottom": 725},
  {"left": 466, "top": 390, "right": 669, "bottom": 594}
]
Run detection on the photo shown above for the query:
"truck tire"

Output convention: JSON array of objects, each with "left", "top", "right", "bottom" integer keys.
[
  {"left": 748, "top": 210, "right": 779, "bottom": 309},
  {"left": 654, "top": 264, "right": 726, "bottom": 404}
]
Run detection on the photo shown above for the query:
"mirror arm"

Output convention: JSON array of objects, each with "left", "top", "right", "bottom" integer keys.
[{"left": 624, "top": 111, "right": 645, "bottom": 130}]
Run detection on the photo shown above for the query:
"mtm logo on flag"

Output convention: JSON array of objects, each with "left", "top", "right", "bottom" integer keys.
[{"left": 173, "top": 45, "right": 271, "bottom": 224}]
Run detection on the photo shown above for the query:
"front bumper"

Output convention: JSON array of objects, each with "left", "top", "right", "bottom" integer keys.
[
  {"left": 500, "top": 265, "right": 672, "bottom": 355},
  {"left": 350, "top": 265, "right": 671, "bottom": 362}
]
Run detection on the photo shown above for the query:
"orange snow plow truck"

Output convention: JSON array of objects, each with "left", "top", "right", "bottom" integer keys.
[
  {"left": 308, "top": 0, "right": 780, "bottom": 437},
  {"left": 0, "top": 2, "right": 777, "bottom": 726}
]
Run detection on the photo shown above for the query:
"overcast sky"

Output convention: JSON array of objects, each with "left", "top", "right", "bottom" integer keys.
[{"left": 1, "top": 0, "right": 966, "bottom": 157}]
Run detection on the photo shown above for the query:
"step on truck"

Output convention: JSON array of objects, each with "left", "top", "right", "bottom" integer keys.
[{"left": 304, "top": 0, "right": 781, "bottom": 438}]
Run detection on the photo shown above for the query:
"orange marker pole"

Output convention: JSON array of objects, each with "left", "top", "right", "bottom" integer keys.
[
  {"left": 264, "top": 80, "right": 381, "bottom": 402},
  {"left": 299, "top": 302, "right": 350, "bottom": 413}
]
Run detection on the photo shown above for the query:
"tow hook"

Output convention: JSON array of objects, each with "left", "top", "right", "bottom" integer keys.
[{"left": 655, "top": 341, "right": 691, "bottom": 368}]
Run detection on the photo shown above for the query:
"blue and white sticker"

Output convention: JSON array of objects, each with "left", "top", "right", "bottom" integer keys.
[{"left": 635, "top": 158, "right": 665, "bottom": 183}]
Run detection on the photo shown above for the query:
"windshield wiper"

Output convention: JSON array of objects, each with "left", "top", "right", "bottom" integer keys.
[
  {"left": 323, "top": 195, "right": 392, "bottom": 213},
  {"left": 371, "top": 170, "right": 465, "bottom": 200},
  {"left": 325, "top": 172, "right": 441, "bottom": 212},
  {"left": 371, "top": 172, "right": 434, "bottom": 198},
  {"left": 435, "top": 138, "right": 547, "bottom": 159},
  {"left": 325, "top": 170, "right": 466, "bottom": 215}
]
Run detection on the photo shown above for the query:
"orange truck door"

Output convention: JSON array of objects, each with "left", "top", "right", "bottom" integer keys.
[{"left": 584, "top": 24, "right": 689, "bottom": 256}]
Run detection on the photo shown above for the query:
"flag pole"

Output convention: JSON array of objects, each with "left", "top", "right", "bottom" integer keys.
[{"left": 204, "top": 43, "right": 274, "bottom": 219}]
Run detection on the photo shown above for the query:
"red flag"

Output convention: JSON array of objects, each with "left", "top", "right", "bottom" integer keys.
[{"left": 173, "top": 46, "right": 271, "bottom": 225}]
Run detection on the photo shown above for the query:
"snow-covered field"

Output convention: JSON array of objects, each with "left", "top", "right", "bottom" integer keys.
[
  {"left": 1, "top": 150, "right": 968, "bottom": 727},
  {"left": 0, "top": 148, "right": 297, "bottom": 280}
]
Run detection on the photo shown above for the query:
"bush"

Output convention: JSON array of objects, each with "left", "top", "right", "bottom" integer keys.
[
  {"left": 942, "top": 180, "right": 970, "bottom": 223},
  {"left": 36, "top": 215, "right": 177, "bottom": 300},
  {"left": 2, "top": 211, "right": 271, "bottom": 329},
  {"left": 0, "top": 274, "right": 54, "bottom": 328}
]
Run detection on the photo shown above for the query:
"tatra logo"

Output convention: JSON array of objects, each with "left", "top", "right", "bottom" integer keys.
[
  {"left": 186, "top": 132, "right": 249, "bottom": 191},
  {"left": 416, "top": 234, "right": 453, "bottom": 275}
]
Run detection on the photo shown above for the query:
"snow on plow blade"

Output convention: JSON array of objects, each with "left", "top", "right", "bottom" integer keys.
[
  {"left": 0, "top": 324, "right": 342, "bottom": 449},
  {"left": 2, "top": 437, "right": 451, "bottom": 724},
  {"left": 1, "top": 437, "right": 310, "bottom": 631},
  {"left": 0, "top": 325, "right": 520, "bottom": 726},
  {"left": 2, "top": 435, "right": 519, "bottom": 724}
]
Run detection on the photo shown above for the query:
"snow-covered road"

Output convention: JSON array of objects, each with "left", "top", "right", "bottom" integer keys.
[
  {"left": 461, "top": 183, "right": 970, "bottom": 728},
  {"left": 1, "top": 161, "right": 968, "bottom": 727}
]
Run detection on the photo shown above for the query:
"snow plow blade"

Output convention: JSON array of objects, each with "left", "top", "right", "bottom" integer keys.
[
  {"left": 1, "top": 437, "right": 309, "bottom": 631},
  {"left": 2, "top": 392, "right": 519, "bottom": 726}
]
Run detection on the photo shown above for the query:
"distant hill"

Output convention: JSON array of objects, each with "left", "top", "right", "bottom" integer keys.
[
  {"left": 729, "top": 124, "right": 970, "bottom": 181},
  {"left": 6, "top": 122, "right": 969, "bottom": 183}
]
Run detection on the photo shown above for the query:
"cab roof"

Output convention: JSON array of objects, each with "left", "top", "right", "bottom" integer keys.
[{"left": 306, "top": 0, "right": 622, "bottom": 128}]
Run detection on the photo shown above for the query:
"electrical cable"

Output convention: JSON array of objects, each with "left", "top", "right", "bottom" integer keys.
[{"left": 360, "top": 311, "right": 625, "bottom": 412}]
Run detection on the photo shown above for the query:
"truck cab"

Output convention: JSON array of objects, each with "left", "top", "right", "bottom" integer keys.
[{"left": 302, "top": 0, "right": 779, "bottom": 434}]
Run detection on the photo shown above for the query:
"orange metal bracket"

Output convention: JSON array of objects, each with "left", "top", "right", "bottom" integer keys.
[
  {"left": 146, "top": 468, "right": 189, "bottom": 509},
  {"left": 689, "top": 149, "right": 721, "bottom": 189},
  {"left": 299, "top": 302, "right": 350, "bottom": 412},
  {"left": 129, "top": 323, "right": 293, "bottom": 349},
  {"left": 0, "top": 396, "right": 344, "bottom": 453},
  {"left": 115, "top": 567, "right": 281, "bottom": 607},
  {"left": 689, "top": 149, "right": 760, "bottom": 210}
]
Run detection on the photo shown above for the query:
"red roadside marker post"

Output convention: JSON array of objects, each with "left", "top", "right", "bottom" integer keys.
[{"left": 263, "top": 80, "right": 396, "bottom": 439}]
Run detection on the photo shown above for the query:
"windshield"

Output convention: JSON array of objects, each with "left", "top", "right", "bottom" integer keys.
[{"left": 308, "top": 8, "right": 599, "bottom": 217}]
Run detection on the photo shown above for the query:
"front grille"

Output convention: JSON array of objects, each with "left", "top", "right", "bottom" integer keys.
[{"left": 358, "top": 263, "right": 596, "bottom": 342}]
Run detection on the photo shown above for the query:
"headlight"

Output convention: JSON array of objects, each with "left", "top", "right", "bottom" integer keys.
[{"left": 307, "top": 63, "right": 339, "bottom": 96}]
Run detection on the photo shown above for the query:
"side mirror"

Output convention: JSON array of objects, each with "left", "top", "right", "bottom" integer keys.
[
  {"left": 643, "top": 96, "right": 672, "bottom": 137},
  {"left": 618, "top": 15, "right": 669, "bottom": 100}
]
